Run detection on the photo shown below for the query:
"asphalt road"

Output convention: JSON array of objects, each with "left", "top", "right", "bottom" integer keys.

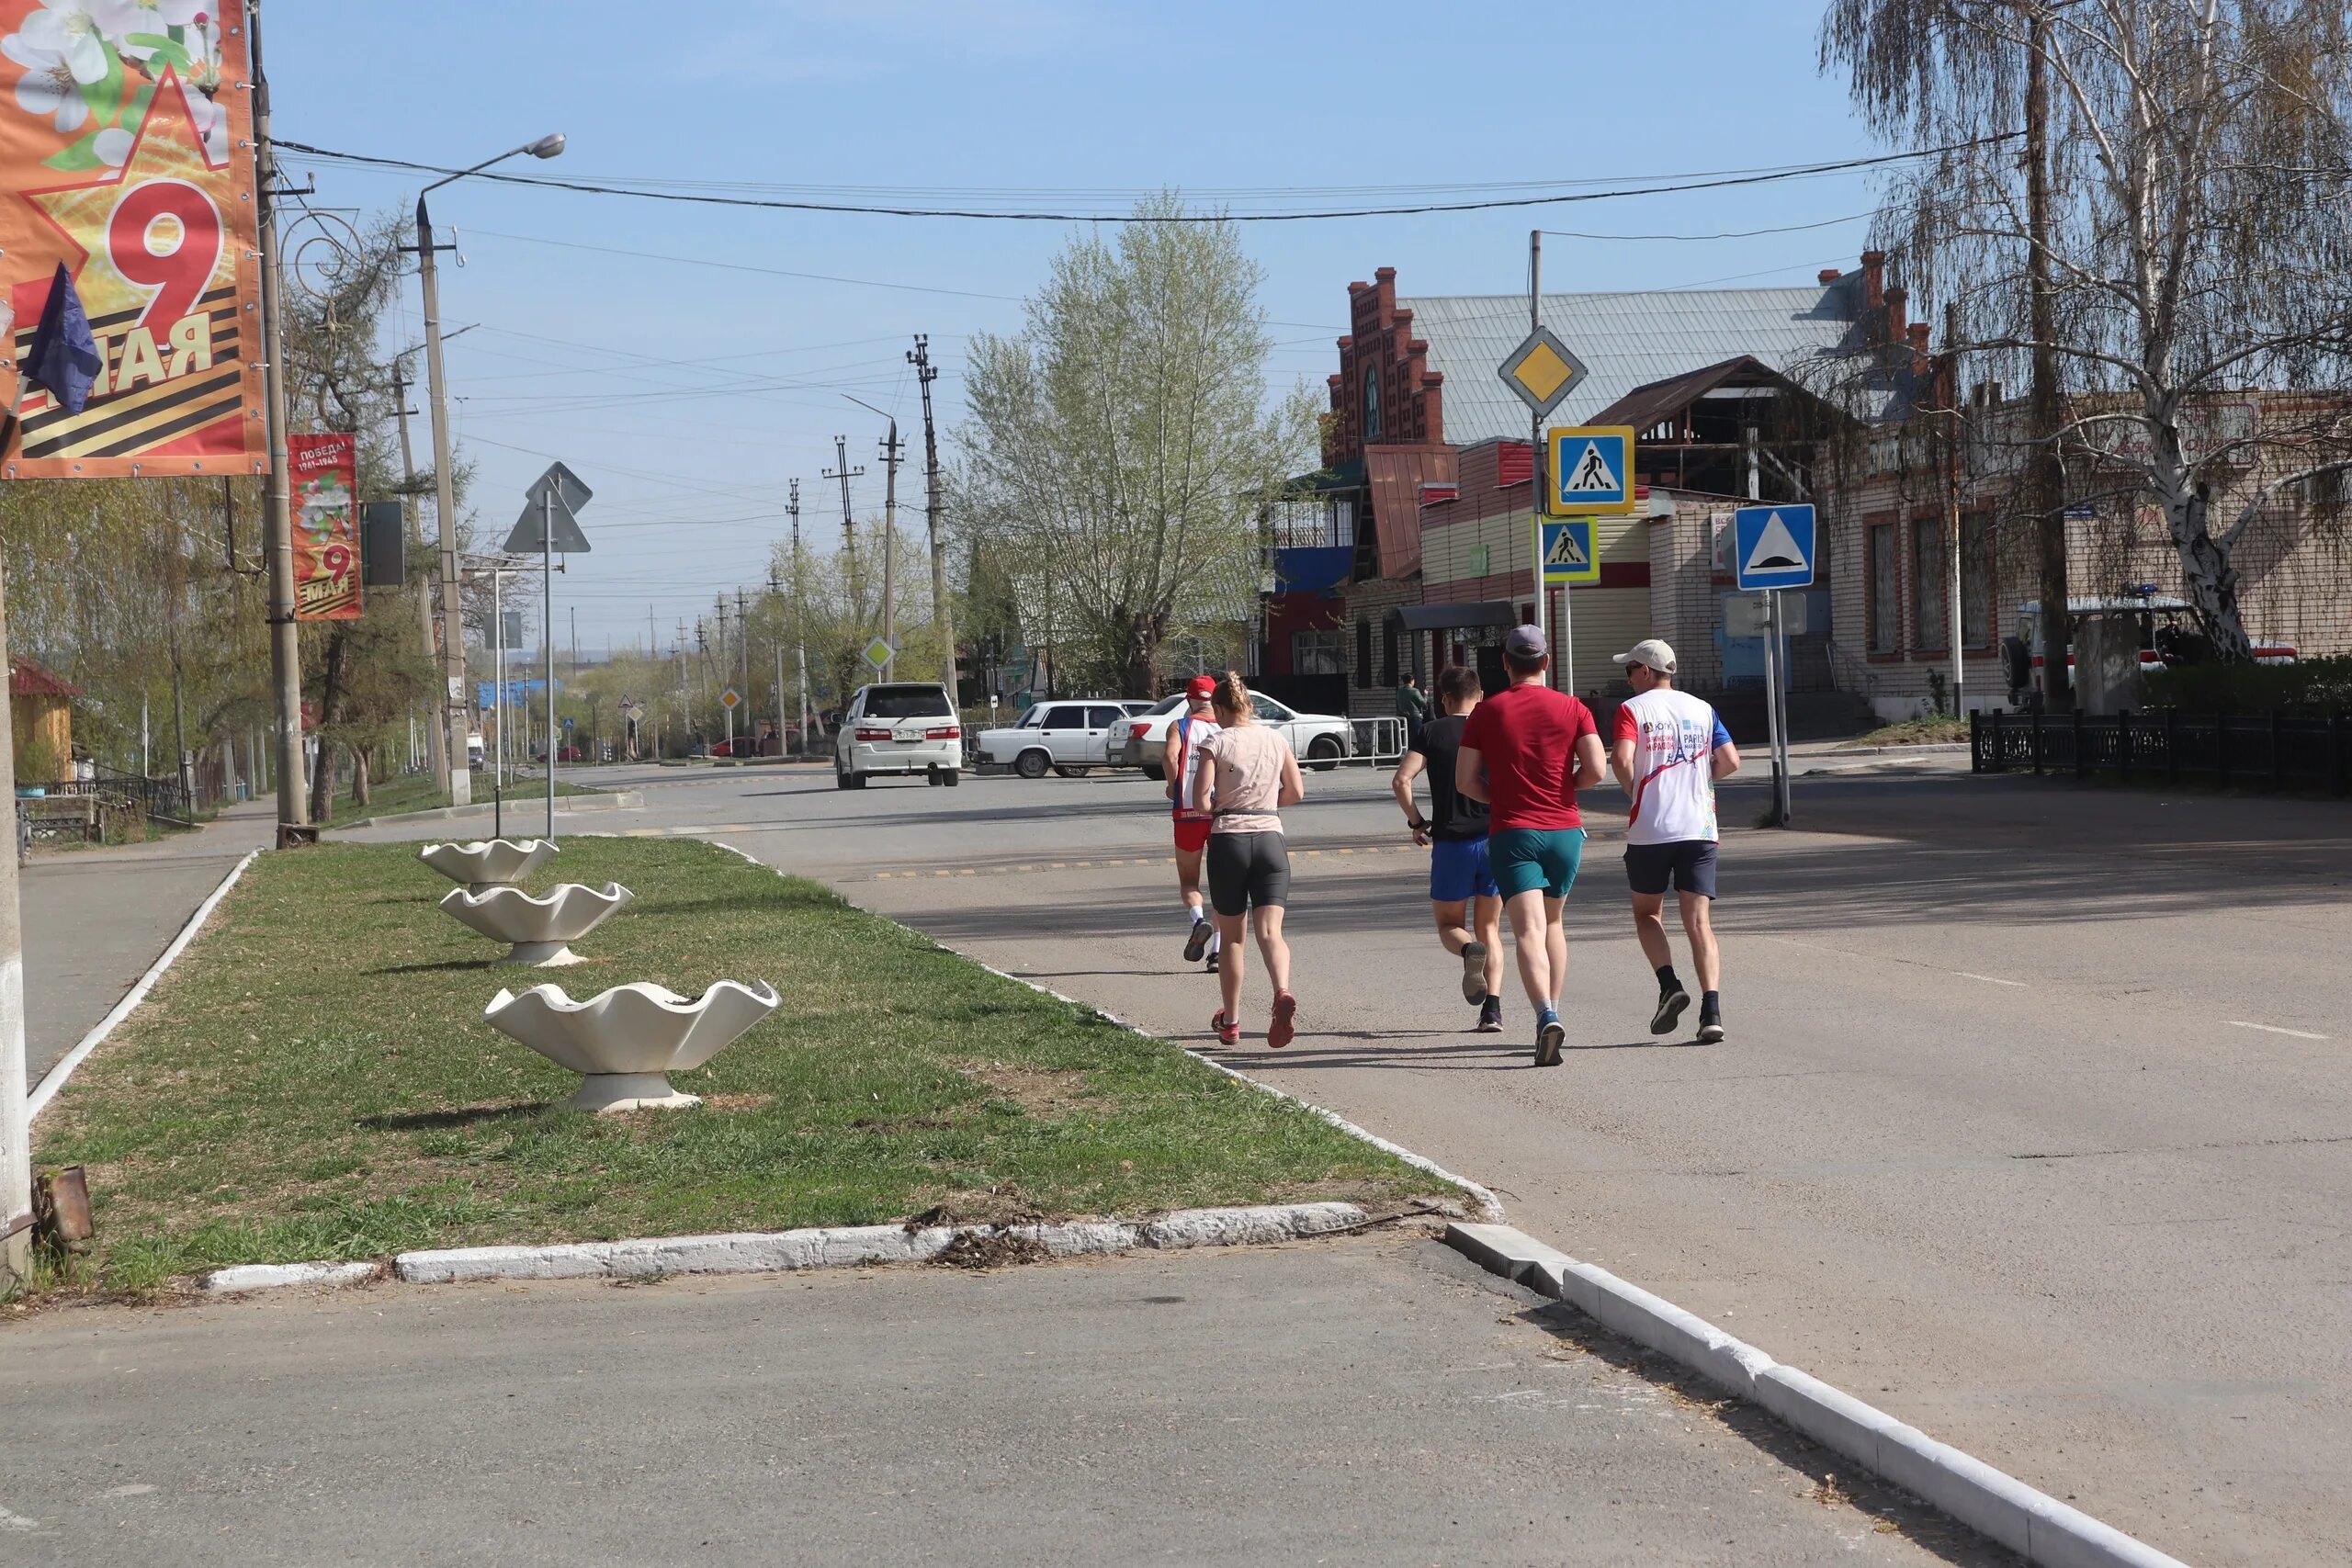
[
  {"left": 17, "top": 800, "right": 275, "bottom": 1082},
  {"left": 349, "top": 750, "right": 2352, "bottom": 1567},
  {"left": 0, "top": 1237, "right": 1997, "bottom": 1567}
]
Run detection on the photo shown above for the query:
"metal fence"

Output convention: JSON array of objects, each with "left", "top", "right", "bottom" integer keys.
[
  {"left": 1346, "top": 716, "right": 1407, "bottom": 766},
  {"left": 49, "top": 764, "right": 196, "bottom": 824},
  {"left": 1972, "top": 707, "right": 2352, "bottom": 795}
]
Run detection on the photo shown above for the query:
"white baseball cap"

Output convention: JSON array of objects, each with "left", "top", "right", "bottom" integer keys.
[{"left": 1613, "top": 637, "right": 1676, "bottom": 675}]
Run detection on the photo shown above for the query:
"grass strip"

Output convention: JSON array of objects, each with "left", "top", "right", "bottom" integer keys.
[{"left": 33, "top": 838, "right": 1446, "bottom": 1293}]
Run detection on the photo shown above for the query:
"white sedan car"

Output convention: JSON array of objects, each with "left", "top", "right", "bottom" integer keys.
[
  {"left": 834, "top": 682, "right": 963, "bottom": 788},
  {"left": 1115, "top": 690, "right": 1354, "bottom": 779},
  {"left": 974, "top": 699, "right": 1155, "bottom": 779}
]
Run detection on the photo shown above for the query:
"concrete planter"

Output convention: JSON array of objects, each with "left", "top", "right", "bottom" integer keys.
[
  {"left": 483, "top": 979, "right": 781, "bottom": 1112},
  {"left": 419, "top": 838, "right": 558, "bottom": 895},
  {"left": 439, "top": 882, "right": 635, "bottom": 966}
]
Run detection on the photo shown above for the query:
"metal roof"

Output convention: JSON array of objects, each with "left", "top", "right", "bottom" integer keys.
[{"left": 1400, "top": 278, "right": 1874, "bottom": 444}]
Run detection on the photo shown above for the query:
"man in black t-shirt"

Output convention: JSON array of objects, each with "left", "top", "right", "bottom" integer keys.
[{"left": 1390, "top": 665, "right": 1504, "bottom": 1032}]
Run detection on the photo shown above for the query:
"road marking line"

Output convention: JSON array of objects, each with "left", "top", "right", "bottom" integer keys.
[
  {"left": 2230, "top": 1020, "right": 2330, "bottom": 1041},
  {"left": 933, "top": 869, "right": 951, "bottom": 877},
  {"left": 958, "top": 868, "right": 976, "bottom": 876},
  {"left": 1955, "top": 972, "right": 2028, "bottom": 987}
]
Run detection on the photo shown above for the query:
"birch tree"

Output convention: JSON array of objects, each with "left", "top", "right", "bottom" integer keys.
[
  {"left": 1824, "top": 0, "right": 2352, "bottom": 660},
  {"left": 958, "top": 194, "right": 1316, "bottom": 694}
]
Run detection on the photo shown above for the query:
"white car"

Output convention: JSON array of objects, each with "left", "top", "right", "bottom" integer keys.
[
  {"left": 975, "top": 699, "right": 1156, "bottom": 779},
  {"left": 1115, "top": 690, "right": 1354, "bottom": 778},
  {"left": 834, "top": 682, "right": 963, "bottom": 789}
]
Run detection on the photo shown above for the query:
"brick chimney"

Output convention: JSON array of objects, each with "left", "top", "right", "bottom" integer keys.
[
  {"left": 1373, "top": 265, "right": 1396, "bottom": 328},
  {"left": 1817, "top": 268, "right": 1842, "bottom": 284},
  {"left": 1883, "top": 285, "right": 1909, "bottom": 349},
  {"left": 1860, "top": 250, "right": 1887, "bottom": 315},
  {"left": 1907, "top": 321, "right": 1934, "bottom": 380}
]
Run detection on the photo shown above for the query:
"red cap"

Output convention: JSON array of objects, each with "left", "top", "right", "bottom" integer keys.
[{"left": 1186, "top": 675, "right": 1216, "bottom": 701}]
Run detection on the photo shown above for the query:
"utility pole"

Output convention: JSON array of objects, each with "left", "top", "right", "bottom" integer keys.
[
  {"left": 713, "top": 594, "right": 732, "bottom": 751},
  {"left": 390, "top": 357, "right": 447, "bottom": 793},
  {"left": 735, "top": 587, "right": 752, "bottom": 744},
  {"left": 676, "top": 618, "right": 690, "bottom": 747},
  {"left": 767, "top": 569, "right": 789, "bottom": 754},
  {"left": 847, "top": 396, "right": 903, "bottom": 679},
  {"left": 414, "top": 215, "right": 469, "bottom": 807},
  {"left": 910, "top": 335, "right": 957, "bottom": 701},
  {"left": 1944, "top": 301, "right": 1966, "bottom": 720},
  {"left": 823, "top": 436, "right": 865, "bottom": 620},
  {"left": 252, "top": 0, "right": 308, "bottom": 837},
  {"left": 788, "top": 479, "right": 812, "bottom": 738},
  {"left": 2025, "top": 10, "right": 2070, "bottom": 714}
]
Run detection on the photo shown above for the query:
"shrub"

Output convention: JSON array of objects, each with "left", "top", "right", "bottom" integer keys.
[{"left": 2137, "top": 655, "right": 2352, "bottom": 712}]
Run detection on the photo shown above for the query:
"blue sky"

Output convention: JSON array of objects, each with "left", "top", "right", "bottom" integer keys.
[{"left": 269, "top": 0, "right": 1885, "bottom": 654}]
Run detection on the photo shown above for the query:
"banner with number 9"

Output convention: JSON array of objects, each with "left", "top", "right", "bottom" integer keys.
[{"left": 0, "top": 3, "right": 263, "bottom": 479}]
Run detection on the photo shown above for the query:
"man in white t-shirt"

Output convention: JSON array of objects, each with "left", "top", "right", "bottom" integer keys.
[{"left": 1609, "top": 639, "right": 1740, "bottom": 1043}]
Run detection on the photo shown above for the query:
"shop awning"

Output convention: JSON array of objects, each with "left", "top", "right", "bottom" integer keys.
[{"left": 1389, "top": 601, "right": 1517, "bottom": 633}]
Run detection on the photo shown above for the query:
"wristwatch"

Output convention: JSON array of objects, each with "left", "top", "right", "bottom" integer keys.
[{"left": 1408, "top": 817, "right": 1430, "bottom": 833}]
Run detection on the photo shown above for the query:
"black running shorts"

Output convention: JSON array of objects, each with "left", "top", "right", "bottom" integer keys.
[
  {"left": 1623, "top": 840, "right": 1719, "bottom": 898},
  {"left": 1206, "top": 830, "right": 1291, "bottom": 916}
]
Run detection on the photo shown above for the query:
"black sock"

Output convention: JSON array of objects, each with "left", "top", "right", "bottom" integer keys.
[
  {"left": 1657, "top": 965, "right": 1682, "bottom": 994},
  {"left": 1701, "top": 990, "right": 1721, "bottom": 1020}
]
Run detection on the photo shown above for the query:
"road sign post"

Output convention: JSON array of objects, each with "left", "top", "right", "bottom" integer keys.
[
  {"left": 506, "top": 463, "right": 593, "bottom": 842},
  {"left": 719, "top": 686, "right": 740, "bottom": 753},
  {"left": 1498, "top": 283, "right": 1593, "bottom": 692},
  {"left": 1732, "top": 503, "right": 1815, "bottom": 828}
]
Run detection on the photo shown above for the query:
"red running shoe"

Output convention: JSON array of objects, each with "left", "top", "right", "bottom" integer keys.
[
  {"left": 1210, "top": 1009, "right": 1240, "bottom": 1046},
  {"left": 1267, "top": 990, "right": 1297, "bottom": 1050}
]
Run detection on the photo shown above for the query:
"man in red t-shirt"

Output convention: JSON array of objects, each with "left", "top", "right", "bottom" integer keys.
[{"left": 1456, "top": 624, "right": 1606, "bottom": 1066}]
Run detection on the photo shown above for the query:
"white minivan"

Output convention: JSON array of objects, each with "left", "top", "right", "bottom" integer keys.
[{"left": 835, "top": 682, "right": 962, "bottom": 789}]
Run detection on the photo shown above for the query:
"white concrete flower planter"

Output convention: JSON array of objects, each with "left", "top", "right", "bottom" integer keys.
[
  {"left": 419, "top": 839, "right": 558, "bottom": 895},
  {"left": 439, "top": 882, "right": 635, "bottom": 966},
  {"left": 483, "top": 980, "right": 781, "bottom": 1112}
]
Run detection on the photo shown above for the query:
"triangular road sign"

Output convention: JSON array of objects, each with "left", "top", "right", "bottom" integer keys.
[
  {"left": 503, "top": 492, "right": 592, "bottom": 554},
  {"left": 1562, "top": 442, "right": 1621, "bottom": 496},
  {"left": 1744, "top": 511, "right": 1806, "bottom": 572}
]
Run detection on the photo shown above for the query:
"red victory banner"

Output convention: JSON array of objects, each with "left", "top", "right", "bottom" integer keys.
[
  {"left": 288, "top": 430, "right": 359, "bottom": 620},
  {"left": 0, "top": 3, "right": 264, "bottom": 479}
]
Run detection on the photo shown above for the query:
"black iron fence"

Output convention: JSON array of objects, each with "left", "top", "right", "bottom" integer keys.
[
  {"left": 49, "top": 764, "right": 196, "bottom": 823},
  {"left": 1972, "top": 707, "right": 2352, "bottom": 795}
]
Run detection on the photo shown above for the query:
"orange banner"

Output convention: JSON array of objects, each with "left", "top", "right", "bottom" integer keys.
[
  {"left": 288, "top": 431, "right": 358, "bottom": 620},
  {"left": 0, "top": 3, "right": 263, "bottom": 479}
]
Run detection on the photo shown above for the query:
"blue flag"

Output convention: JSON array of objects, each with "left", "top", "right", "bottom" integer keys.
[{"left": 23, "top": 262, "right": 101, "bottom": 416}]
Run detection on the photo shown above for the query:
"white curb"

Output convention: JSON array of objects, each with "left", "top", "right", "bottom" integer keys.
[
  {"left": 1444, "top": 1222, "right": 2188, "bottom": 1568},
  {"left": 193, "top": 1202, "right": 1375, "bottom": 1292},
  {"left": 28, "top": 848, "right": 260, "bottom": 1122},
  {"left": 699, "top": 837, "right": 1507, "bottom": 1223},
  {"left": 204, "top": 1259, "right": 379, "bottom": 1294}
]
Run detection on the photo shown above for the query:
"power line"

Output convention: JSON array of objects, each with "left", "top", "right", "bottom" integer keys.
[{"left": 276, "top": 135, "right": 2018, "bottom": 222}]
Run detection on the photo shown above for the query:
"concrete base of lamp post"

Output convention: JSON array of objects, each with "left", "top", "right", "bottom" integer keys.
[
  {"left": 438, "top": 883, "right": 633, "bottom": 967},
  {"left": 482, "top": 979, "right": 780, "bottom": 1115}
]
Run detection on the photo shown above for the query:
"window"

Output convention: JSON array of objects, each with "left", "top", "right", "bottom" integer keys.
[
  {"left": 861, "top": 684, "right": 953, "bottom": 718},
  {"left": 1040, "top": 705, "right": 1084, "bottom": 728},
  {"left": 1960, "top": 513, "right": 1995, "bottom": 649},
  {"left": 1355, "top": 616, "right": 1374, "bottom": 687},
  {"left": 1868, "top": 521, "right": 1901, "bottom": 654},
  {"left": 1292, "top": 628, "right": 1346, "bottom": 676},
  {"left": 1363, "top": 368, "right": 1382, "bottom": 441},
  {"left": 1085, "top": 705, "right": 1123, "bottom": 730},
  {"left": 1911, "top": 516, "right": 1947, "bottom": 652},
  {"left": 1251, "top": 695, "right": 1295, "bottom": 723}
]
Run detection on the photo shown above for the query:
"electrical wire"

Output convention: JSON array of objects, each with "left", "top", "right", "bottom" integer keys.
[{"left": 274, "top": 135, "right": 2017, "bottom": 222}]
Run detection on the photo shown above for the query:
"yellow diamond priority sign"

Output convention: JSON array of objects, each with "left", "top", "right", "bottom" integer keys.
[{"left": 1498, "top": 325, "right": 1589, "bottom": 418}]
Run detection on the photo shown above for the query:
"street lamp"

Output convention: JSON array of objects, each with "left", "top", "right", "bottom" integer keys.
[{"left": 414, "top": 133, "right": 564, "bottom": 807}]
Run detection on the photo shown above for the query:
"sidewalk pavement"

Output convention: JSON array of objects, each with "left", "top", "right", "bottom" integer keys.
[
  {"left": 18, "top": 799, "right": 276, "bottom": 1084},
  {"left": 0, "top": 1237, "right": 1997, "bottom": 1567}
]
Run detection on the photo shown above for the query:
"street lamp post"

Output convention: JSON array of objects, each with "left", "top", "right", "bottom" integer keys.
[{"left": 413, "top": 132, "right": 564, "bottom": 809}]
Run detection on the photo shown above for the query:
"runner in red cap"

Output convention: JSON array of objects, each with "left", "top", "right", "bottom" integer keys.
[{"left": 1162, "top": 674, "right": 1223, "bottom": 972}]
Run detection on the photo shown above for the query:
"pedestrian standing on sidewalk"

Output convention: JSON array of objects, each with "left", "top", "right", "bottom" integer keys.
[
  {"left": 1609, "top": 638, "right": 1738, "bottom": 1043},
  {"left": 1391, "top": 664, "right": 1504, "bottom": 1032},
  {"left": 1455, "top": 625, "right": 1605, "bottom": 1066},
  {"left": 1162, "top": 674, "right": 1223, "bottom": 975},
  {"left": 1395, "top": 672, "right": 1430, "bottom": 750},
  {"left": 1188, "top": 673, "right": 1306, "bottom": 1049}
]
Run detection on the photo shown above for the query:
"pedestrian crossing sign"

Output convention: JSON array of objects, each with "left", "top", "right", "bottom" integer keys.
[
  {"left": 1544, "top": 425, "right": 1637, "bottom": 516},
  {"left": 1539, "top": 518, "right": 1600, "bottom": 586}
]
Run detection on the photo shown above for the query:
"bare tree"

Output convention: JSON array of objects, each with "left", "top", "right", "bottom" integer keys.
[
  {"left": 1824, "top": 0, "right": 2352, "bottom": 660},
  {"left": 958, "top": 194, "right": 1317, "bottom": 695}
]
